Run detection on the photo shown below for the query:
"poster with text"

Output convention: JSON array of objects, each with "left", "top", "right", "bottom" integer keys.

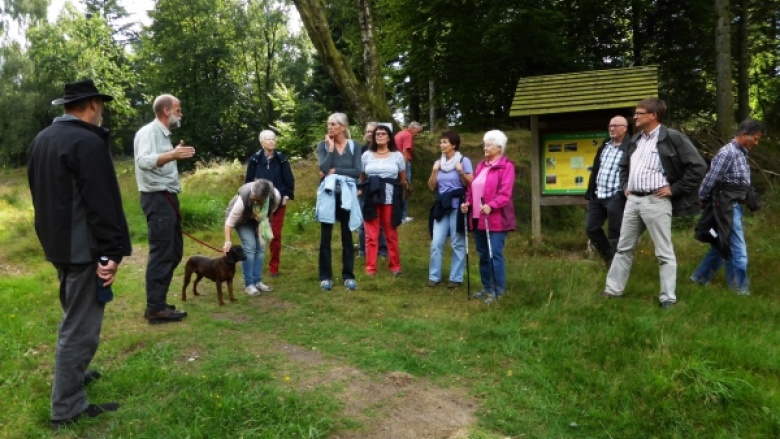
[{"left": 542, "top": 132, "right": 607, "bottom": 195}]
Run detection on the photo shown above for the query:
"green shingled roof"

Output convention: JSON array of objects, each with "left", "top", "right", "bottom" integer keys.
[{"left": 510, "top": 66, "right": 659, "bottom": 116}]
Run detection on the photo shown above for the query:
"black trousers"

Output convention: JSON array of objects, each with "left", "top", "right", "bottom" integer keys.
[
  {"left": 319, "top": 193, "right": 355, "bottom": 281},
  {"left": 141, "top": 192, "right": 183, "bottom": 312},
  {"left": 585, "top": 193, "right": 626, "bottom": 262}
]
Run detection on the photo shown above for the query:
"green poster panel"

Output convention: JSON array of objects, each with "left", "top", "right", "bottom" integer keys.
[{"left": 542, "top": 132, "right": 607, "bottom": 195}]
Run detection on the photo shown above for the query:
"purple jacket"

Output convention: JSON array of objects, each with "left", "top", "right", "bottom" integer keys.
[{"left": 465, "top": 155, "right": 516, "bottom": 232}]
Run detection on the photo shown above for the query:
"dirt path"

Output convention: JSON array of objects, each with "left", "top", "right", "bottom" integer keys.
[{"left": 277, "top": 343, "right": 477, "bottom": 439}]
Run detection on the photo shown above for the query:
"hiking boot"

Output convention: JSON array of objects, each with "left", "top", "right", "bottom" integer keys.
[
  {"left": 143, "top": 304, "right": 176, "bottom": 319},
  {"left": 146, "top": 308, "right": 187, "bottom": 324},
  {"left": 447, "top": 281, "right": 461, "bottom": 289},
  {"left": 427, "top": 280, "right": 439, "bottom": 287}
]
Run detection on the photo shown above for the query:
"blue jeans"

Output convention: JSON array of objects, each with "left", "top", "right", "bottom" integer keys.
[
  {"left": 692, "top": 203, "right": 748, "bottom": 293},
  {"left": 473, "top": 229, "right": 507, "bottom": 295},
  {"left": 429, "top": 209, "right": 466, "bottom": 282},
  {"left": 236, "top": 224, "right": 264, "bottom": 287}
]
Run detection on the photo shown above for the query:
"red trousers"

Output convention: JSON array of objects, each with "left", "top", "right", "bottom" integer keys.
[
  {"left": 268, "top": 205, "right": 286, "bottom": 275},
  {"left": 364, "top": 204, "right": 400, "bottom": 273}
]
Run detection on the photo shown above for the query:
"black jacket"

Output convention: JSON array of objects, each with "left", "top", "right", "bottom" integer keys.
[
  {"left": 620, "top": 125, "right": 707, "bottom": 217},
  {"left": 245, "top": 150, "right": 295, "bottom": 200},
  {"left": 28, "top": 117, "right": 132, "bottom": 264},
  {"left": 695, "top": 184, "right": 753, "bottom": 259},
  {"left": 585, "top": 136, "right": 630, "bottom": 200},
  {"left": 360, "top": 176, "right": 404, "bottom": 228},
  {"left": 428, "top": 188, "right": 466, "bottom": 238}
]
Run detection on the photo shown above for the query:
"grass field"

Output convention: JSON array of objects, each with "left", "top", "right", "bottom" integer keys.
[{"left": 1, "top": 130, "right": 780, "bottom": 438}]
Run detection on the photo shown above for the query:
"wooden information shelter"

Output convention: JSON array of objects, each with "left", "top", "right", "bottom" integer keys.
[{"left": 509, "top": 66, "right": 659, "bottom": 244}]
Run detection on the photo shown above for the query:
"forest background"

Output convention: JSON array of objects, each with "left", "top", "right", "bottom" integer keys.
[{"left": 1, "top": 0, "right": 779, "bottom": 166}]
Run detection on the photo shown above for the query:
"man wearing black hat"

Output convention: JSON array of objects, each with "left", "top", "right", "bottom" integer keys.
[{"left": 28, "top": 79, "right": 132, "bottom": 430}]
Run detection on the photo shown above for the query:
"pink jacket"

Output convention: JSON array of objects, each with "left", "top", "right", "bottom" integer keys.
[{"left": 465, "top": 155, "right": 516, "bottom": 232}]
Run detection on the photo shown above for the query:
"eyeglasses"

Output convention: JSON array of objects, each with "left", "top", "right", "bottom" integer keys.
[
  {"left": 634, "top": 111, "right": 649, "bottom": 116},
  {"left": 608, "top": 124, "right": 627, "bottom": 129}
]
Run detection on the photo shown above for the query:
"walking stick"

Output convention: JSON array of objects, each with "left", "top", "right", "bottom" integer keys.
[
  {"left": 481, "top": 198, "right": 497, "bottom": 296},
  {"left": 464, "top": 207, "right": 470, "bottom": 300}
]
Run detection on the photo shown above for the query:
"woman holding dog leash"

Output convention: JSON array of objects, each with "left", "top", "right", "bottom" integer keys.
[
  {"left": 460, "top": 130, "right": 516, "bottom": 304},
  {"left": 224, "top": 179, "right": 280, "bottom": 296}
]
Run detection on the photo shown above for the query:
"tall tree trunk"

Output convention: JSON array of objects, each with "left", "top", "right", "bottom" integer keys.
[
  {"left": 355, "top": 0, "right": 386, "bottom": 118},
  {"left": 631, "top": 0, "right": 644, "bottom": 65},
  {"left": 715, "top": 0, "right": 735, "bottom": 140},
  {"left": 428, "top": 79, "right": 436, "bottom": 132},
  {"left": 293, "top": 0, "right": 392, "bottom": 124},
  {"left": 736, "top": 0, "right": 750, "bottom": 121}
]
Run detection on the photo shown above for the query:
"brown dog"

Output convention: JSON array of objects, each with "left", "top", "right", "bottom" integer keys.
[{"left": 181, "top": 246, "right": 247, "bottom": 306}]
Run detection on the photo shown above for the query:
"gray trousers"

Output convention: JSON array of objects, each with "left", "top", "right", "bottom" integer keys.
[
  {"left": 605, "top": 194, "right": 677, "bottom": 303},
  {"left": 52, "top": 263, "right": 104, "bottom": 420}
]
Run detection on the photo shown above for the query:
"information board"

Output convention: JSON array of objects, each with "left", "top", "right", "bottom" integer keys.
[{"left": 542, "top": 132, "right": 607, "bottom": 195}]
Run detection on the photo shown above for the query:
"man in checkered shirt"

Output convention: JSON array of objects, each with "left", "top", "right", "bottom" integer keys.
[
  {"left": 585, "top": 116, "right": 630, "bottom": 264},
  {"left": 690, "top": 119, "right": 765, "bottom": 295}
]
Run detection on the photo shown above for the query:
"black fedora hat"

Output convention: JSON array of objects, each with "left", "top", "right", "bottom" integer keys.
[{"left": 52, "top": 79, "right": 114, "bottom": 105}]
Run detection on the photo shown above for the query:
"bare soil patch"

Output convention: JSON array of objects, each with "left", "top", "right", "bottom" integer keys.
[{"left": 276, "top": 343, "right": 477, "bottom": 439}]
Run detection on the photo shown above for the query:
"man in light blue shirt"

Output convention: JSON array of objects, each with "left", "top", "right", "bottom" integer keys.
[{"left": 134, "top": 94, "right": 195, "bottom": 323}]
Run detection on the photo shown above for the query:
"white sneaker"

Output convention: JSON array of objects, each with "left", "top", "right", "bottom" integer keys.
[
  {"left": 245, "top": 285, "right": 261, "bottom": 296},
  {"left": 255, "top": 282, "right": 273, "bottom": 292},
  {"left": 402, "top": 216, "right": 413, "bottom": 224}
]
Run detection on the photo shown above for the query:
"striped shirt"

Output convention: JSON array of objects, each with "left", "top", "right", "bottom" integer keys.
[
  {"left": 595, "top": 140, "right": 624, "bottom": 199},
  {"left": 627, "top": 125, "right": 668, "bottom": 192},
  {"left": 699, "top": 139, "right": 751, "bottom": 200}
]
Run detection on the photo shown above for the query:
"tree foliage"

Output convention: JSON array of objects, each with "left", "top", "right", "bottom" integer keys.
[{"left": 1, "top": 0, "right": 779, "bottom": 167}]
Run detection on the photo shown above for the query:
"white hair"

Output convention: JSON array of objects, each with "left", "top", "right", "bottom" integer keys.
[
  {"left": 258, "top": 130, "right": 276, "bottom": 143},
  {"left": 484, "top": 130, "right": 508, "bottom": 154}
]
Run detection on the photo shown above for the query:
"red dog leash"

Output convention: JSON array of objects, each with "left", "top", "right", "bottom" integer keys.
[{"left": 163, "top": 192, "right": 223, "bottom": 253}]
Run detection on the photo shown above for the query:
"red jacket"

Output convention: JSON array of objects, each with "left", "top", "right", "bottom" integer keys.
[{"left": 465, "top": 155, "right": 516, "bottom": 232}]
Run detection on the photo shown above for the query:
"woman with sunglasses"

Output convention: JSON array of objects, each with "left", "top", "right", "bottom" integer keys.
[{"left": 360, "top": 125, "right": 407, "bottom": 275}]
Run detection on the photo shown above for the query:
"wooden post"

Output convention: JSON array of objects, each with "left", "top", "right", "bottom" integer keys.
[{"left": 530, "top": 115, "right": 541, "bottom": 244}]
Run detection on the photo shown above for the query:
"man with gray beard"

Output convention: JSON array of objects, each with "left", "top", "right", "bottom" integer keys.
[{"left": 134, "top": 94, "right": 195, "bottom": 323}]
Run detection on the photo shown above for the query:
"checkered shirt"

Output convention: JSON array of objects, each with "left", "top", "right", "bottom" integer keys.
[
  {"left": 595, "top": 140, "right": 624, "bottom": 199},
  {"left": 699, "top": 139, "right": 751, "bottom": 200}
]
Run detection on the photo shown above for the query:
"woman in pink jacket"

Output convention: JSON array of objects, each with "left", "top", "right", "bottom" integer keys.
[{"left": 460, "top": 130, "right": 516, "bottom": 304}]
